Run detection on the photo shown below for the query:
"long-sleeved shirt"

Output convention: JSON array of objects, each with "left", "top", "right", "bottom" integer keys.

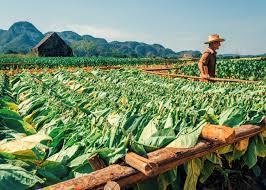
[{"left": 198, "top": 48, "right": 217, "bottom": 77}]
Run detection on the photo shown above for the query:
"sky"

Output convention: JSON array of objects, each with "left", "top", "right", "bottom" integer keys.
[{"left": 0, "top": 0, "right": 265, "bottom": 55}]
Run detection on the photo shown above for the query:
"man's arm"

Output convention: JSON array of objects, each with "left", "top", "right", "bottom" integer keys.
[{"left": 198, "top": 52, "right": 210, "bottom": 79}]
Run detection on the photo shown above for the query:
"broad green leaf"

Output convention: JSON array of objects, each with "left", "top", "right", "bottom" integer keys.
[
  {"left": 158, "top": 169, "right": 178, "bottom": 190},
  {"left": 143, "top": 129, "right": 176, "bottom": 148},
  {"left": 218, "top": 107, "right": 245, "bottom": 127},
  {"left": 6, "top": 102, "right": 19, "bottom": 112},
  {"left": 217, "top": 145, "right": 233, "bottom": 154},
  {"left": 164, "top": 112, "right": 173, "bottom": 129},
  {"left": 37, "top": 161, "right": 69, "bottom": 184},
  {"left": 0, "top": 108, "right": 22, "bottom": 120},
  {"left": 47, "top": 145, "right": 80, "bottom": 164},
  {"left": 0, "top": 134, "right": 51, "bottom": 154},
  {"left": 205, "top": 153, "right": 222, "bottom": 165},
  {"left": 72, "top": 163, "right": 93, "bottom": 178},
  {"left": 0, "top": 164, "right": 43, "bottom": 190},
  {"left": 199, "top": 160, "right": 215, "bottom": 183},
  {"left": 184, "top": 158, "right": 204, "bottom": 190},
  {"left": 134, "top": 177, "right": 160, "bottom": 190},
  {"left": 243, "top": 139, "right": 257, "bottom": 169},
  {"left": 68, "top": 153, "right": 94, "bottom": 168},
  {"left": 167, "top": 121, "right": 205, "bottom": 149},
  {"left": 255, "top": 135, "right": 266, "bottom": 157},
  {"left": 130, "top": 140, "right": 147, "bottom": 156},
  {"left": 97, "top": 144, "right": 127, "bottom": 164},
  {"left": 138, "top": 117, "right": 159, "bottom": 144}
]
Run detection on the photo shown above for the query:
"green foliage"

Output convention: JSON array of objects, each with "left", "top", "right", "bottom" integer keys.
[
  {"left": 177, "top": 59, "right": 266, "bottom": 80},
  {"left": 0, "top": 56, "right": 182, "bottom": 69},
  {"left": 0, "top": 68, "right": 265, "bottom": 189},
  {"left": 0, "top": 164, "right": 44, "bottom": 190}
]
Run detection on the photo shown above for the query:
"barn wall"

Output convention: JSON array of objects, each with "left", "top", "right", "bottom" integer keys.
[{"left": 34, "top": 33, "right": 73, "bottom": 57}]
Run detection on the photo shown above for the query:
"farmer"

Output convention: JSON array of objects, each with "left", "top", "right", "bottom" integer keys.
[{"left": 198, "top": 34, "right": 225, "bottom": 80}]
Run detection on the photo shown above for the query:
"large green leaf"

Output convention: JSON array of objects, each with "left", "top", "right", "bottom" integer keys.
[
  {"left": 158, "top": 169, "right": 178, "bottom": 190},
  {"left": 68, "top": 153, "right": 94, "bottom": 168},
  {"left": 130, "top": 140, "right": 147, "bottom": 156},
  {"left": 0, "top": 134, "right": 51, "bottom": 160},
  {"left": 199, "top": 160, "right": 215, "bottom": 183},
  {"left": 255, "top": 135, "right": 266, "bottom": 157},
  {"left": 164, "top": 112, "right": 174, "bottom": 129},
  {"left": 0, "top": 164, "right": 43, "bottom": 190},
  {"left": 37, "top": 161, "right": 69, "bottom": 185},
  {"left": 218, "top": 107, "right": 245, "bottom": 127},
  {"left": 184, "top": 158, "right": 204, "bottom": 190},
  {"left": 97, "top": 143, "right": 127, "bottom": 164},
  {"left": 47, "top": 145, "right": 80, "bottom": 164},
  {"left": 243, "top": 139, "right": 257, "bottom": 169},
  {"left": 138, "top": 117, "right": 159, "bottom": 144},
  {"left": 72, "top": 163, "right": 93, "bottom": 178},
  {"left": 167, "top": 121, "right": 205, "bottom": 149},
  {"left": 142, "top": 128, "right": 176, "bottom": 148},
  {"left": 0, "top": 108, "right": 22, "bottom": 120},
  {"left": 0, "top": 108, "right": 36, "bottom": 135},
  {"left": 134, "top": 177, "right": 160, "bottom": 190}
]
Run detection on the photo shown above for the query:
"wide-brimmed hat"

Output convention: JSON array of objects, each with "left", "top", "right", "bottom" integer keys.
[{"left": 204, "top": 34, "right": 225, "bottom": 44}]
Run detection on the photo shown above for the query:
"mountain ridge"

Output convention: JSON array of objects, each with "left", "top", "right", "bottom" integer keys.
[{"left": 0, "top": 21, "right": 202, "bottom": 57}]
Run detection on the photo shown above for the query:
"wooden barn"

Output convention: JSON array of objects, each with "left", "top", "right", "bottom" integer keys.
[{"left": 32, "top": 32, "right": 73, "bottom": 57}]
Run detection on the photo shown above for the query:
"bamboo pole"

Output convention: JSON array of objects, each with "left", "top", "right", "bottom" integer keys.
[
  {"left": 43, "top": 124, "right": 265, "bottom": 190},
  {"left": 88, "top": 154, "right": 106, "bottom": 171},
  {"left": 42, "top": 164, "right": 137, "bottom": 190},
  {"left": 98, "top": 66, "right": 122, "bottom": 70},
  {"left": 146, "top": 71, "right": 259, "bottom": 83},
  {"left": 143, "top": 68, "right": 175, "bottom": 71},
  {"left": 125, "top": 152, "right": 158, "bottom": 176},
  {"left": 104, "top": 181, "right": 120, "bottom": 190}
]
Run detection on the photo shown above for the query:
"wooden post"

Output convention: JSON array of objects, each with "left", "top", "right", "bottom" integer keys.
[
  {"left": 200, "top": 124, "right": 235, "bottom": 143},
  {"left": 104, "top": 181, "right": 120, "bottom": 190},
  {"left": 88, "top": 154, "right": 106, "bottom": 171},
  {"left": 125, "top": 152, "right": 158, "bottom": 176}
]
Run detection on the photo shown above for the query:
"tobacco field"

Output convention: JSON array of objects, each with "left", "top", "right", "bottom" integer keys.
[{"left": 0, "top": 58, "right": 265, "bottom": 190}]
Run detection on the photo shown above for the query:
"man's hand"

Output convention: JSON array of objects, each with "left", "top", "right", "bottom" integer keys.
[{"left": 201, "top": 74, "right": 210, "bottom": 79}]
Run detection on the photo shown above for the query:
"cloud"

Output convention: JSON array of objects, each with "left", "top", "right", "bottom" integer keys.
[{"left": 46, "top": 24, "right": 146, "bottom": 42}]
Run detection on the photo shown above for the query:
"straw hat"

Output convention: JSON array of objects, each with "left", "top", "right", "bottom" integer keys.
[{"left": 204, "top": 34, "right": 225, "bottom": 44}]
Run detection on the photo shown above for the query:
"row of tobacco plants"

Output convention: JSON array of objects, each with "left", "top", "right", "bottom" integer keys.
[
  {"left": 0, "top": 57, "right": 182, "bottom": 70},
  {"left": 176, "top": 59, "right": 266, "bottom": 81},
  {"left": 0, "top": 69, "right": 265, "bottom": 189}
]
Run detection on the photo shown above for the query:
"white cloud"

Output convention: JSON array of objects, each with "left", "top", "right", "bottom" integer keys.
[{"left": 46, "top": 24, "right": 147, "bottom": 42}]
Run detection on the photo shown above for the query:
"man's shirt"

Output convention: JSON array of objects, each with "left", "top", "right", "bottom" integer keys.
[{"left": 198, "top": 48, "right": 217, "bottom": 77}]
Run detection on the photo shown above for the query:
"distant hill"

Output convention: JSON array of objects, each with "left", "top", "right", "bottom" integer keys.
[
  {"left": 0, "top": 29, "right": 6, "bottom": 36},
  {"left": 49, "top": 31, "right": 192, "bottom": 57},
  {"left": 0, "top": 21, "right": 201, "bottom": 58},
  {"left": 220, "top": 53, "right": 266, "bottom": 58},
  {"left": 0, "top": 22, "right": 44, "bottom": 54},
  {"left": 258, "top": 53, "right": 266, "bottom": 57}
]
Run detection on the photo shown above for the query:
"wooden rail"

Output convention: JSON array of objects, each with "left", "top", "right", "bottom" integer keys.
[
  {"left": 43, "top": 123, "right": 265, "bottom": 190},
  {"left": 3, "top": 63, "right": 259, "bottom": 84},
  {"left": 146, "top": 71, "right": 259, "bottom": 83},
  {"left": 142, "top": 68, "right": 175, "bottom": 71}
]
